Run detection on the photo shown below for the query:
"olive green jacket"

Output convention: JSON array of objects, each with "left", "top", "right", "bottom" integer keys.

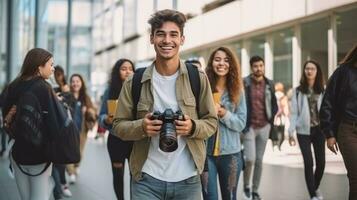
[{"left": 112, "top": 60, "right": 218, "bottom": 181}]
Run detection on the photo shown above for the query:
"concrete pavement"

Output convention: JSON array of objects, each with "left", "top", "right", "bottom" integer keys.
[{"left": 0, "top": 135, "right": 349, "bottom": 200}]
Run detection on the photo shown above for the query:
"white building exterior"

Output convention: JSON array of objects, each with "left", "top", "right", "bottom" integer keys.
[{"left": 92, "top": 0, "right": 357, "bottom": 90}]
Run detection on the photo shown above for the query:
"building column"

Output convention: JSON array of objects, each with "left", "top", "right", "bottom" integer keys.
[
  {"left": 66, "top": 0, "right": 72, "bottom": 75},
  {"left": 328, "top": 14, "right": 337, "bottom": 76},
  {"left": 242, "top": 40, "right": 250, "bottom": 77},
  {"left": 265, "top": 35, "right": 273, "bottom": 80},
  {"left": 6, "top": 0, "right": 14, "bottom": 82},
  {"left": 35, "top": 0, "right": 49, "bottom": 48},
  {"left": 292, "top": 25, "right": 302, "bottom": 87}
]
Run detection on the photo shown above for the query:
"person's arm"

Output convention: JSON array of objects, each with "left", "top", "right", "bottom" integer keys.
[
  {"left": 112, "top": 77, "right": 148, "bottom": 141},
  {"left": 270, "top": 81, "right": 278, "bottom": 119},
  {"left": 288, "top": 88, "right": 298, "bottom": 137},
  {"left": 98, "top": 90, "right": 111, "bottom": 130},
  {"left": 319, "top": 67, "right": 342, "bottom": 139},
  {"left": 219, "top": 92, "right": 247, "bottom": 133},
  {"left": 288, "top": 88, "right": 298, "bottom": 146},
  {"left": 188, "top": 72, "right": 218, "bottom": 140}
]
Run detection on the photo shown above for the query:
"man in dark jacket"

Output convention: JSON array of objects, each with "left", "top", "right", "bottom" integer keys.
[{"left": 242, "top": 56, "right": 278, "bottom": 200}]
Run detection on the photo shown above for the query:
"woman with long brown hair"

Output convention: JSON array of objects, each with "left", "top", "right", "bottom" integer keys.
[
  {"left": 98, "top": 58, "right": 134, "bottom": 200},
  {"left": 203, "top": 47, "right": 247, "bottom": 200},
  {"left": 3, "top": 48, "right": 55, "bottom": 200},
  {"left": 320, "top": 44, "right": 357, "bottom": 200},
  {"left": 288, "top": 60, "right": 325, "bottom": 200},
  {"left": 67, "top": 74, "right": 95, "bottom": 183}
]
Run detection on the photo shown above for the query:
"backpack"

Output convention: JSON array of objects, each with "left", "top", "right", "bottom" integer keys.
[
  {"left": 11, "top": 83, "right": 44, "bottom": 147},
  {"left": 131, "top": 63, "right": 201, "bottom": 118},
  {"left": 46, "top": 93, "right": 80, "bottom": 164},
  {"left": 11, "top": 82, "right": 80, "bottom": 176}
]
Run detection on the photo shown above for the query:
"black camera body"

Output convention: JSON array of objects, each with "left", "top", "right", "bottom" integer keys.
[{"left": 151, "top": 109, "right": 185, "bottom": 152}]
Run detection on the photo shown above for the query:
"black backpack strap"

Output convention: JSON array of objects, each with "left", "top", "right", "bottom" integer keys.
[
  {"left": 14, "top": 160, "right": 51, "bottom": 176},
  {"left": 132, "top": 68, "right": 146, "bottom": 119},
  {"left": 131, "top": 65, "right": 201, "bottom": 117},
  {"left": 186, "top": 63, "right": 201, "bottom": 114}
]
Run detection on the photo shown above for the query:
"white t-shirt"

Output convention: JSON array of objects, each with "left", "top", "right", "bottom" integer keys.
[{"left": 141, "top": 66, "right": 197, "bottom": 182}]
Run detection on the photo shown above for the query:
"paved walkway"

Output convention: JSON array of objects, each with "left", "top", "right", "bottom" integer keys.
[{"left": 0, "top": 134, "right": 349, "bottom": 200}]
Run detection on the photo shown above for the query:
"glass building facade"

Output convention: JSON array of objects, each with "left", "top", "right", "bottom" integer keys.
[
  {"left": 181, "top": 5, "right": 357, "bottom": 91},
  {"left": 0, "top": 0, "right": 92, "bottom": 92}
]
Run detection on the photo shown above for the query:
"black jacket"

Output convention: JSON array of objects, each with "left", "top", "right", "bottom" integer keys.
[
  {"left": 319, "top": 64, "right": 357, "bottom": 139},
  {"left": 243, "top": 75, "right": 278, "bottom": 133},
  {"left": 3, "top": 77, "right": 59, "bottom": 165}
]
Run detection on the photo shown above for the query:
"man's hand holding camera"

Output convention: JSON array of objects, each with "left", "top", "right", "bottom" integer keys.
[
  {"left": 143, "top": 113, "right": 162, "bottom": 137},
  {"left": 175, "top": 115, "right": 193, "bottom": 136}
]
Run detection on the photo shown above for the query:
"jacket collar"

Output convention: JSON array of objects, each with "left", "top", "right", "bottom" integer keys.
[{"left": 141, "top": 60, "right": 187, "bottom": 83}]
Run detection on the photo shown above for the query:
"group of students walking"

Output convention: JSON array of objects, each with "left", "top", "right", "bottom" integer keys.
[{"left": 1, "top": 8, "right": 357, "bottom": 200}]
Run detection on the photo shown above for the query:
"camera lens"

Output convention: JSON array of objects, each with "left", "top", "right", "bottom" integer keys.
[{"left": 159, "top": 122, "right": 178, "bottom": 152}]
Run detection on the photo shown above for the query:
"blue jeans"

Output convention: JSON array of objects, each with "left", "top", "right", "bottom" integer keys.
[
  {"left": 204, "top": 152, "right": 243, "bottom": 200},
  {"left": 131, "top": 173, "right": 201, "bottom": 200}
]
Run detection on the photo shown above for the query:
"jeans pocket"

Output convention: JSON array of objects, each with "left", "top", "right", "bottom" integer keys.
[{"left": 184, "top": 175, "right": 200, "bottom": 184}]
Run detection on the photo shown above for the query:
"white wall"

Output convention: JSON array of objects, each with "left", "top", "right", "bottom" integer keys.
[{"left": 122, "top": 0, "right": 357, "bottom": 61}]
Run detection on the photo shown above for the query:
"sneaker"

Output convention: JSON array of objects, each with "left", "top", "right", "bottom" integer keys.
[
  {"left": 311, "top": 197, "right": 319, "bottom": 200},
  {"left": 61, "top": 185, "right": 72, "bottom": 197},
  {"left": 315, "top": 189, "right": 323, "bottom": 200},
  {"left": 252, "top": 192, "right": 262, "bottom": 200},
  {"left": 243, "top": 187, "right": 252, "bottom": 200},
  {"left": 69, "top": 174, "right": 76, "bottom": 184}
]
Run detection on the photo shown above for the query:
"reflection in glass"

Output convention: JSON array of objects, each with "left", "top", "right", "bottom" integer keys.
[
  {"left": 249, "top": 36, "right": 265, "bottom": 59},
  {"left": 301, "top": 18, "right": 328, "bottom": 81},
  {"left": 272, "top": 29, "right": 293, "bottom": 90},
  {"left": 337, "top": 8, "right": 357, "bottom": 63}
]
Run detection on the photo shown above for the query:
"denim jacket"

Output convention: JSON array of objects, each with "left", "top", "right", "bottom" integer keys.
[
  {"left": 207, "top": 92, "right": 247, "bottom": 156},
  {"left": 288, "top": 88, "right": 323, "bottom": 136}
]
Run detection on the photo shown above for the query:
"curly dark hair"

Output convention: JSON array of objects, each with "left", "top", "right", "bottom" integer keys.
[
  {"left": 108, "top": 59, "right": 135, "bottom": 99},
  {"left": 298, "top": 60, "right": 325, "bottom": 94},
  {"left": 205, "top": 46, "right": 243, "bottom": 104}
]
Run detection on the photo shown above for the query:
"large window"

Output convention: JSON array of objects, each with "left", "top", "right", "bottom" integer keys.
[
  {"left": 249, "top": 36, "right": 265, "bottom": 59},
  {"left": 301, "top": 18, "right": 328, "bottom": 82},
  {"left": 0, "top": 0, "right": 7, "bottom": 89},
  {"left": 337, "top": 8, "right": 357, "bottom": 63},
  {"left": 272, "top": 28, "right": 293, "bottom": 89}
]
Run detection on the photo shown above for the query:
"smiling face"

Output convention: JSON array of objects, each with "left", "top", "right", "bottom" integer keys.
[
  {"left": 150, "top": 21, "right": 185, "bottom": 61},
  {"left": 70, "top": 75, "right": 83, "bottom": 93},
  {"left": 212, "top": 50, "right": 230, "bottom": 78},
  {"left": 119, "top": 61, "right": 134, "bottom": 81},
  {"left": 38, "top": 57, "right": 54, "bottom": 79}
]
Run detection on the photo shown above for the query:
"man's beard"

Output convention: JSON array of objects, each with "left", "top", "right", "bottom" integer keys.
[{"left": 253, "top": 71, "right": 264, "bottom": 79}]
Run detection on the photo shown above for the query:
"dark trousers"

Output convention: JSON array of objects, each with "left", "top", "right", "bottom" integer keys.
[
  {"left": 0, "top": 127, "right": 7, "bottom": 153},
  {"left": 111, "top": 163, "right": 125, "bottom": 200},
  {"left": 338, "top": 121, "right": 357, "bottom": 200},
  {"left": 52, "top": 164, "right": 67, "bottom": 199},
  {"left": 297, "top": 126, "right": 325, "bottom": 198}
]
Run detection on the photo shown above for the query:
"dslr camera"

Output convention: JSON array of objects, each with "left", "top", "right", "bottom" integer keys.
[{"left": 151, "top": 109, "right": 185, "bottom": 152}]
